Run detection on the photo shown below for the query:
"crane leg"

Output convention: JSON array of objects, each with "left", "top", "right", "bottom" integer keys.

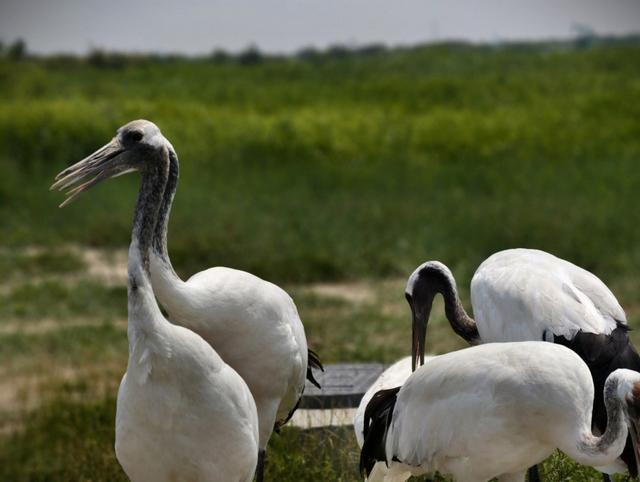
[
  {"left": 527, "top": 465, "right": 541, "bottom": 482},
  {"left": 255, "top": 449, "right": 266, "bottom": 482},
  {"left": 602, "top": 475, "right": 612, "bottom": 482}
]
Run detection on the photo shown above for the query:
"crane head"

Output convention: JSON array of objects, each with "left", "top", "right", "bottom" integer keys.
[
  {"left": 50, "top": 119, "right": 172, "bottom": 207},
  {"left": 405, "top": 261, "right": 452, "bottom": 372}
]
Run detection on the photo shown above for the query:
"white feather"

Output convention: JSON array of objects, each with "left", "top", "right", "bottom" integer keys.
[
  {"left": 150, "top": 258, "right": 308, "bottom": 448},
  {"left": 470, "top": 248, "right": 625, "bottom": 342},
  {"left": 117, "top": 247, "right": 259, "bottom": 481}
]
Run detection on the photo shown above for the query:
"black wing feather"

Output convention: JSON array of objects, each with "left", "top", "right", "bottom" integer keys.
[
  {"left": 359, "top": 386, "right": 401, "bottom": 477},
  {"left": 274, "top": 348, "right": 325, "bottom": 431},
  {"left": 306, "top": 348, "right": 324, "bottom": 389}
]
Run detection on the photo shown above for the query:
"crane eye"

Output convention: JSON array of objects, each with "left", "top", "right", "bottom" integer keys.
[{"left": 130, "top": 131, "right": 144, "bottom": 142}]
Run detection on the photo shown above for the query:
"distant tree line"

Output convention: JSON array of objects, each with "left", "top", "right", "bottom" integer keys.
[
  {"left": 209, "top": 42, "right": 389, "bottom": 65},
  {"left": 0, "top": 38, "right": 28, "bottom": 61},
  {"left": 2, "top": 34, "right": 640, "bottom": 68}
]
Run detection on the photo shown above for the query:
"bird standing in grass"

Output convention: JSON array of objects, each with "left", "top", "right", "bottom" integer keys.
[
  {"left": 52, "top": 127, "right": 259, "bottom": 481},
  {"left": 360, "top": 342, "right": 640, "bottom": 482},
  {"left": 52, "top": 120, "right": 323, "bottom": 481},
  {"left": 405, "top": 249, "right": 640, "bottom": 479}
]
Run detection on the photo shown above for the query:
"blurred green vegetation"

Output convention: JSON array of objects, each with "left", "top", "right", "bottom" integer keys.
[
  {"left": 1, "top": 38, "right": 640, "bottom": 481},
  {"left": 2, "top": 39, "right": 640, "bottom": 283}
]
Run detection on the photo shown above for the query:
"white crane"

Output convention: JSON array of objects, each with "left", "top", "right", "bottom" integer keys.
[
  {"left": 360, "top": 342, "right": 640, "bottom": 482},
  {"left": 405, "top": 249, "right": 640, "bottom": 478},
  {"left": 52, "top": 120, "right": 322, "bottom": 481},
  {"left": 52, "top": 127, "right": 259, "bottom": 481}
]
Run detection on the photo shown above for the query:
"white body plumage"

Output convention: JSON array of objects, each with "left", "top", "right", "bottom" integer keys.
[
  {"left": 116, "top": 251, "right": 260, "bottom": 482},
  {"left": 369, "top": 342, "right": 634, "bottom": 482},
  {"left": 116, "top": 252, "right": 260, "bottom": 482},
  {"left": 150, "top": 258, "right": 308, "bottom": 449},
  {"left": 471, "top": 248, "right": 625, "bottom": 341}
]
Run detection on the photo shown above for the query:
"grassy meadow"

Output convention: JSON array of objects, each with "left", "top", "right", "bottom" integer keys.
[{"left": 1, "top": 38, "right": 640, "bottom": 480}]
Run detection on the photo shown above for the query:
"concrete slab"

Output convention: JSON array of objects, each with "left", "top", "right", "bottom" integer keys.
[
  {"left": 289, "top": 408, "right": 357, "bottom": 429},
  {"left": 301, "top": 363, "right": 385, "bottom": 409}
]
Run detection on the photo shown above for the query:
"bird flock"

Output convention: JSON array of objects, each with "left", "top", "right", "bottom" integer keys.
[{"left": 51, "top": 120, "right": 640, "bottom": 482}]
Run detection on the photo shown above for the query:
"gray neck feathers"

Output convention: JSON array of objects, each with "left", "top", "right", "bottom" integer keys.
[
  {"left": 152, "top": 147, "right": 178, "bottom": 263},
  {"left": 417, "top": 264, "right": 479, "bottom": 343},
  {"left": 574, "top": 372, "right": 628, "bottom": 467},
  {"left": 441, "top": 276, "right": 478, "bottom": 343},
  {"left": 594, "top": 376, "right": 624, "bottom": 453},
  {"left": 131, "top": 152, "right": 169, "bottom": 276}
]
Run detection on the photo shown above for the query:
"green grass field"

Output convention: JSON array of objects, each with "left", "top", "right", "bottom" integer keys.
[{"left": 1, "top": 38, "right": 640, "bottom": 480}]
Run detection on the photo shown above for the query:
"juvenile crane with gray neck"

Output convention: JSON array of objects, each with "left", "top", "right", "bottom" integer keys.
[
  {"left": 405, "top": 251, "right": 640, "bottom": 481},
  {"left": 52, "top": 122, "right": 259, "bottom": 481},
  {"left": 52, "top": 120, "right": 323, "bottom": 482}
]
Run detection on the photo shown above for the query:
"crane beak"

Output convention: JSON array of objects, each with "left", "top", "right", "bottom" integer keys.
[
  {"left": 50, "top": 138, "right": 128, "bottom": 207},
  {"left": 408, "top": 295, "right": 427, "bottom": 372}
]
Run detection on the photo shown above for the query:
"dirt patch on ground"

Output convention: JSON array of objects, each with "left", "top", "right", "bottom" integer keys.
[
  {"left": 0, "top": 317, "right": 127, "bottom": 336},
  {"left": 0, "top": 366, "right": 88, "bottom": 415},
  {"left": 1, "top": 245, "right": 128, "bottom": 292},
  {"left": 77, "top": 246, "right": 128, "bottom": 286},
  {"left": 0, "top": 361, "right": 124, "bottom": 417},
  {"left": 300, "top": 278, "right": 408, "bottom": 317},
  {"left": 300, "top": 278, "right": 406, "bottom": 305},
  {"left": 302, "top": 281, "right": 376, "bottom": 304}
]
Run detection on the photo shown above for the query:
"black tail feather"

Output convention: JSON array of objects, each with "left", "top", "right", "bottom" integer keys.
[
  {"left": 359, "top": 386, "right": 401, "bottom": 477},
  {"left": 276, "top": 348, "right": 324, "bottom": 429},
  {"left": 275, "top": 348, "right": 324, "bottom": 429},
  {"left": 306, "top": 348, "right": 324, "bottom": 389},
  {"left": 275, "top": 396, "right": 301, "bottom": 432}
]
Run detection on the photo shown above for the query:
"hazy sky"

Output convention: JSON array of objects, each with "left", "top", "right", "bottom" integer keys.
[{"left": 1, "top": 0, "right": 639, "bottom": 55}]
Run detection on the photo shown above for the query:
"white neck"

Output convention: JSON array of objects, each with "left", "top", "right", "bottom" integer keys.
[
  {"left": 149, "top": 251, "right": 189, "bottom": 318},
  {"left": 127, "top": 239, "right": 164, "bottom": 334},
  {"left": 572, "top": 373, "right": 629, "bottom": 467}
]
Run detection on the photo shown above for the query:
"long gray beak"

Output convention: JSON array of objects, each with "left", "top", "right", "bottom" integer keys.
[
  {"left": 50, "top": 138, "right": 127, "bottom": 207},
  {"left": 408, "top": 295, "right": 426, "bottom": 372}
]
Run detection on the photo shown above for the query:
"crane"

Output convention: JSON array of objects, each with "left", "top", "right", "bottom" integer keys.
[
  {"left": 52, "top": 126, "right": 259, "bottom": 481},
  {"left": 52, "top": 119, "right": 322, "bottom": 481},
  {"left": 361, "top": 342, "right": 640, "bottom": 482},
  {"left": 405, "top": 249, "right": 640, "bottom": 478}
]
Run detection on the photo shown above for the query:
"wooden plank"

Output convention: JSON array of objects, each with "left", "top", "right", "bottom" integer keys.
[{"left": 301, "top": 363, "right": 385, "bottom": 409}]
